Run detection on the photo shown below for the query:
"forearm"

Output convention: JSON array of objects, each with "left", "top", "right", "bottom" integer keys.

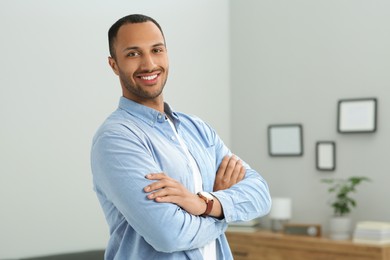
[
  {"left": 145, "top": 173, "right": 224, "bottom": 218},
  {"left": 193, "top": 166, "right": 270, "bottom": 221},
  {"left": 208, "top": 196, "right": 223, "bottom": 218},
  {"left": 212, "top": 168, "right": 271, "bottom": 223},
  {"left": 166, "top": 155, "right": 269, "bottom": 221},
  {"left": 95, "top": 168, "right": 227, "bottom": 252}
]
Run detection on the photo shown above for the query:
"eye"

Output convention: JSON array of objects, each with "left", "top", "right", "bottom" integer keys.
[
  {"left": 126, "top": 51, "right": 140, "bottom": 57},
  {"left": 152, "top": 48, "right": 164, "bottom": 54}
]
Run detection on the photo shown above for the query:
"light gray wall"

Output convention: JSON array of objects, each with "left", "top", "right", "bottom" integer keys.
[
  {"left": 0, "top": 0, "right": 229, "bottom": 258},
  {"left": 2, "top": 0, "right": 389, "bottom": 257},
  {"left": 231, "top": 0, "right": 390, "bottom": 232}
]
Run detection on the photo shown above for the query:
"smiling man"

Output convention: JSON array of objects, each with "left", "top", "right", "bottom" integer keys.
[
  {"left": 91, "top": 14, "right": 271, "bottom": 260},
  {"left": 108, "top": 20, "right": 168, "bottom": 111}
]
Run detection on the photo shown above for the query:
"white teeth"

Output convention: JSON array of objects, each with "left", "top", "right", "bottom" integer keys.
[{"left": 141, "top": 75, "right": 157, "bottom": 80}]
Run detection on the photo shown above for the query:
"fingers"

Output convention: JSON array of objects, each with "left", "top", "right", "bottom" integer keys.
[
  {"left": 144, "top": 173, "right": 186, "bottom": 203},
  {"left": 216, "top": 155, "right": 235, "bottom": 179},
  {"left": 213, "top": 154, "right": 246, "bottom": 191},
  {"left": 146, "top": 186, "right": 173, "bottom": 200},
  {"left": 230, "top": 158, "right": 244, "bottom": 183},
  {"left": 238, "top": 164, "right": 246, "bottom": 181},
  {"left": 145, "top": 173, "right": 166, "bottom": 180},
  {"left": 217, "top": 155, "right": 230, "bottom": 174},
  {"left": 226, "top": 155, "right": 239, "bottom": 179},
  {"left": 222, "top": 154, "right": 240, "bottom": 181},
  {"left": 144, "top": 173, "right": 168, "bottom": 193}
]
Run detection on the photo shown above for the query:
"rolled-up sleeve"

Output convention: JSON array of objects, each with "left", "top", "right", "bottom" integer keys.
[{"left": 212, "top": 167, "right": 272, "bottom": 223}]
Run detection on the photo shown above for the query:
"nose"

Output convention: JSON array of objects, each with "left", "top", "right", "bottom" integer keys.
[{"left": 140, "top": 53, "right": 156, "bottom": 70}]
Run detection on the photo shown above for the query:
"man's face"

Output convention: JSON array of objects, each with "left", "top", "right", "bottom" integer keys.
[{"left": 109, "top": 22, "right": 169, "bottom": 105}]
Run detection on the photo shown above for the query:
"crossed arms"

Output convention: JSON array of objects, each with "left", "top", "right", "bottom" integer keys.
[
  {"left": 144, "top": 155, "right": 246, "bottom": 218},
  {"left": 92, "top": 118, "right": 271, "bottom": 252}
]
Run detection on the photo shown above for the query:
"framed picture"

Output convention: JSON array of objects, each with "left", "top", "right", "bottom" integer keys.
[
  {"left": 268, "top": 124, "right": 303, "bottom": 156},
  {"left": 337, "top": 98, "right": 377, "bottom": 133},
  {"left": 316, "top": 141, "right": 335, "bottom": 171}
]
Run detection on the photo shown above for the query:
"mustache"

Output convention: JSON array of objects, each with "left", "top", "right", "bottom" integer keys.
[{"left": 136, "top": 68, "right": 163, "bottom": 74}]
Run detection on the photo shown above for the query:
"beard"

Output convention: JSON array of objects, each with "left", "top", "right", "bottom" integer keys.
[{"left": 119, "top": 69, "right": 167, "bottom": 100}]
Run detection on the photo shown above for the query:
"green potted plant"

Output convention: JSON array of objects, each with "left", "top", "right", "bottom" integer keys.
[{"left": 322, "top": 176, "right": 370, "bottom": 240}]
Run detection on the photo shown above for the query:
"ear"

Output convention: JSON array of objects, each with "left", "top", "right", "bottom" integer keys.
[{"left": 108, "top": 57, "right": 119, "bottom": 75}]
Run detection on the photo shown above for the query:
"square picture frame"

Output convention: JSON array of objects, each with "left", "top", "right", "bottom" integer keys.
[
  {"left": 337, "top": 98, "right": 377, "bottom": 133},
  {"left": 268, "top": 124, "right": 303, "bottom": 156},
  {"left": 316, "top": 141, "right": 336, "bottom": 171}
]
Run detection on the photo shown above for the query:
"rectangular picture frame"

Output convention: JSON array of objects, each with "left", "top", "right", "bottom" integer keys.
[
  {"left": 337, "top": 98, "right": 377, "bottom": 133},
  {"left": 316, "top": 141, "right": 335, "bottom": 171},
  {"left": 268, "top": 124, "right": 303, "bottom": 156}
]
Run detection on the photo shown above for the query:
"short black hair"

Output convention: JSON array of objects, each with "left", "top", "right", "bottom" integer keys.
[{"left": 108, "top": 14, "right": 165, "bottom": 59}]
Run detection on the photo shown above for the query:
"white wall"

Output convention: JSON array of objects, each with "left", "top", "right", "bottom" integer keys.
[
  {"left": 231, "top": 0, "right": 390, "bottom": 232},
  {"left": 0, "top": 1, "right": 230, "bottom": 258}
]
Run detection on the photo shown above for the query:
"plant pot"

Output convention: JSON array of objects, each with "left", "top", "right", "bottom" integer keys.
[{"left": 329, "top": 216, "right": 352, "bottom": 240}]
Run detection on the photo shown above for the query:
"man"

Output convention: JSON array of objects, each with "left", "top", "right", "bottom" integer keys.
[{"left": 91, "top": 14, "right": 271, "bottom": 259}]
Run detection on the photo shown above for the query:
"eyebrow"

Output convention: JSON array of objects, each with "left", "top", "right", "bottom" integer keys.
[{"left": 121, "top": 42, "right": 166, "bottom": 53}]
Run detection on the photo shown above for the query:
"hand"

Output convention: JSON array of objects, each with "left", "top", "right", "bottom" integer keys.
[
  {"left": 144, "top": 173, "right": 206, "bottom": 215},
  {"left": 213, "top": 155, "right": 245, "bottom": 192}
]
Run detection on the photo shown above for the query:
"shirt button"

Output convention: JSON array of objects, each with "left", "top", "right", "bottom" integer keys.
[{"left": 171, "top": 136, "right": 175, "bottom": 141}]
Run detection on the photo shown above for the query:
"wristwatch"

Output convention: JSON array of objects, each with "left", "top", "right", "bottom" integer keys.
[{"left": 197, "top": 192, "right": 214, "bottom": 217}]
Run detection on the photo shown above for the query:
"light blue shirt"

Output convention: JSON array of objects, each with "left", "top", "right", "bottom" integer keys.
[{"left": 91, "top": 97, "right": 271, "bottom": 260}]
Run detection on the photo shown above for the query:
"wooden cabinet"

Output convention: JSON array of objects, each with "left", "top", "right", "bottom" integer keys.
[{"left": 226, "top": 230, "right": 390, "bottom": 260}]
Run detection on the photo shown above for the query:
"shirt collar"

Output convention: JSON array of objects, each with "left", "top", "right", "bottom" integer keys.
[{"left": 118, "top": 96, "right": 180, "bottom": 127}]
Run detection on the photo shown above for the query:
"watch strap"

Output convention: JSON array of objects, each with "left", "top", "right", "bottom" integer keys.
[{"left": 197, "top": 192, "right": 214, "bottom": 217}]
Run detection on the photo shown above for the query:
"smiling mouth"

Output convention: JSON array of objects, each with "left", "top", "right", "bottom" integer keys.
[{"left": 140, "top": 74, "right": 158, "bottom": 81}]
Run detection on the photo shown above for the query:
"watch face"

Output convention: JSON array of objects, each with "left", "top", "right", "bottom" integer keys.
[{"left": 200, "top": 192, "right": 213, "bottom": 200}]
